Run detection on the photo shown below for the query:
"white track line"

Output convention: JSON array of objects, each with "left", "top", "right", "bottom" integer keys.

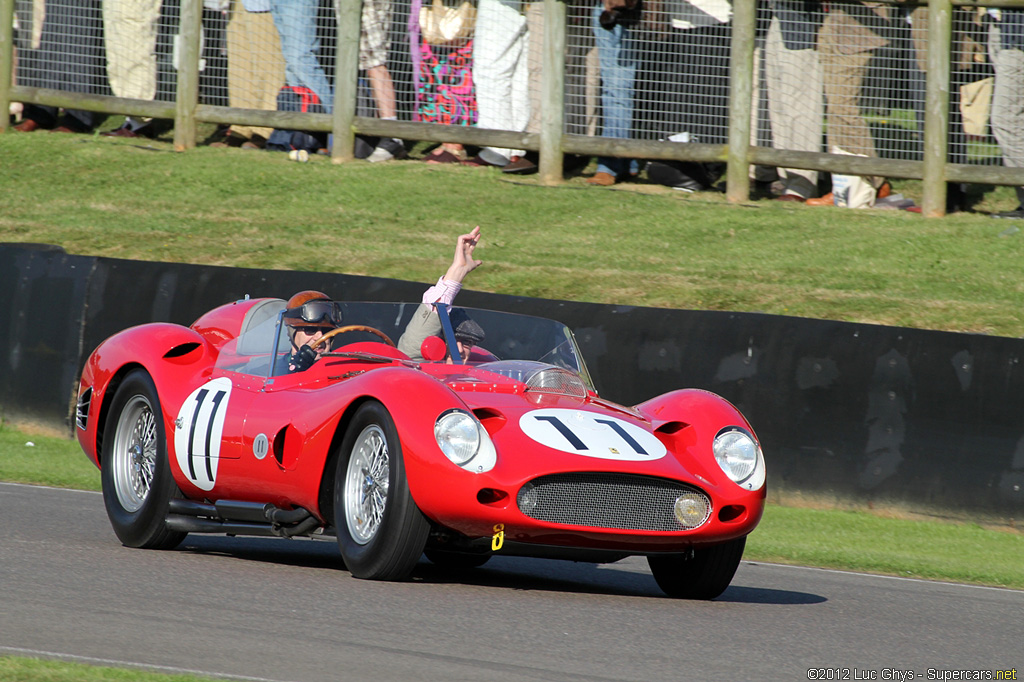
[{"left": 0, "top": 646, "right": 294, "bottom": 682}]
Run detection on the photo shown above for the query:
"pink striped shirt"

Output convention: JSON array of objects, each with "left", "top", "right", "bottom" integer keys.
[{"left": 422, "top": 277, "right": 462, "bottom": 307}]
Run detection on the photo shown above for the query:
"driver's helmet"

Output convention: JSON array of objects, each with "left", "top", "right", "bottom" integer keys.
[{"left": 282, "top": 290, "right": 342, "bottom": 332}]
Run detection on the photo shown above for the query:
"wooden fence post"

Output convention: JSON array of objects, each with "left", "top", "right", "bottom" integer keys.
[
  {"left": 0, "top": 0, "right": 13, "bottom": 134},
  {"left": 922, "top": 0, "right": 953, "bottom": 217},
  {"left": 538, "top": 0, "right": 567, "bottom": 185},
  {"left": 726, "top": 0, "right": 756, "bottom": 203},
  {"left": 333, "top": 0, "right": 361, "bottom": 163},
  {"left": 173, "top": 0, "right": 202, "bottom": 150}
]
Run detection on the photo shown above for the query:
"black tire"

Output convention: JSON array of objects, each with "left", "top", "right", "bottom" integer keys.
[
  {"left": 334, "top": 401, "right": 429, "bottom": 580},
  {"left": 100, "top": 369, "right": 186, "bottom": 550},
  {"left": 647, "top": 536, "right": 746, "bottom": 600},
  {"left": 424, "top": 548, "right": 491, "bottom": 569}
]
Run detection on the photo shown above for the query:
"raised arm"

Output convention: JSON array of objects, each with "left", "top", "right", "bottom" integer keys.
[
  {"left": 398, "top": 227, "right": 484, "bottom": 360},
  {"left": 438, "top": 225, "right": 483, "bottom": 294}
]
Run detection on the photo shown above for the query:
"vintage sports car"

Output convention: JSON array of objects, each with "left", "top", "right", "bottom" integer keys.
[{"left": 76, "top": 297, "right": 766, "bottom": 599}]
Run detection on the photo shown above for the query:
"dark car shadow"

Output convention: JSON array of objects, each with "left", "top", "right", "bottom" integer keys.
[
  {"left": 414, "top": 555, "right": 663, "bottom": 598},
  {"left": 716, "top": 584, "right": 827, "bottom": 605},
  {"left": 178, "top": 535, "right": 345, "bottom": 571},
  {"left": 416, "top": 557, "right": 827, "bottom": 604},
  {"left": 177, "top": 536, "right": 826, "bottom": 604}
]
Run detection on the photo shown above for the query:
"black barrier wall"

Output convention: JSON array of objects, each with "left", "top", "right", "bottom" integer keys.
[{"left": 2, "top": 243, "right": 1022, "bottom": 519}]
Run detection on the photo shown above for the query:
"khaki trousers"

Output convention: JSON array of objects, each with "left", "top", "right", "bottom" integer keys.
[
  {"left": 227, "top": 2, "right": 286, "bottom": 140},
  {"left": 103, "top": 0, "right": 160, "bottom": 101}
]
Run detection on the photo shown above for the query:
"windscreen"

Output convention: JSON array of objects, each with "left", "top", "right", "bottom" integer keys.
[{"left": 214, "top": 301, "right": 592, "bottom": 388}]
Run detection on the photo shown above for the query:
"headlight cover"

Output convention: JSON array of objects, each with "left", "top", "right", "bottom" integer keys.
[
  {"left": 712, "top": 427, "right": 765, "bottom": 490},
  {"left": 434, "top": 409, "right": 497, "bottom": 473}
]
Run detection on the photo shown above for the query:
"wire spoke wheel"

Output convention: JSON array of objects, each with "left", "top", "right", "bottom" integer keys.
[
  {"left": 344, "top": 424, "right": 390, "bottom": 545},
  {"left": 110, "top": 395, "right": 158, "bottom": 513}
]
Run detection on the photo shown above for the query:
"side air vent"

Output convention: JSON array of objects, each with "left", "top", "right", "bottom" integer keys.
[
  {"left": 75, "top": 387, "right": 92, "bottom": 431},
  {"left": 164, "top": 342, "right": 201, "bottom": 359}
]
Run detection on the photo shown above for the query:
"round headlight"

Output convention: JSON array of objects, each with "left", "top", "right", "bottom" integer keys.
[
  {"left": 435, "top": 410, "right": 481, "bottom": 466},
  {"left": 713, "top": 428, "right": 759, "bottom": 484}
]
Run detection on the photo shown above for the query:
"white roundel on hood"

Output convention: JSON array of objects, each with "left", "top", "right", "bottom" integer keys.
[{"left": 519, "top": 408, "right": 667, "bottom": 461}]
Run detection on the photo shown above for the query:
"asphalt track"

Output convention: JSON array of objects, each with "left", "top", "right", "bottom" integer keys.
[{"left": 2, "top": 482, "right": 1021, "bottom": 682}]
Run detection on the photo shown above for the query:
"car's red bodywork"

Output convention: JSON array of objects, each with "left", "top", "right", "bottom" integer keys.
[{"left": 77, "top": 297, "right": 765, "bottom": 594}]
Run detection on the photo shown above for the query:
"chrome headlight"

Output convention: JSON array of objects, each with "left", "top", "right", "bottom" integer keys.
[
  {"left": 712, "top": 427, "right": 765, "bottom": 490},
  {"left": 434, "top": 409, "right": 496, "bottom": 473}
]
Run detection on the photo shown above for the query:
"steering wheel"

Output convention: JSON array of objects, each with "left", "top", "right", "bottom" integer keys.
[{"left": 309, "top": 325, "right": 396, "bottom": 350}]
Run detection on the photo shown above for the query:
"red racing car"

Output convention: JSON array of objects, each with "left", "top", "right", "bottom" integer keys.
[{"left": 76, "top": 297, "right": 765, "bottom": 599}]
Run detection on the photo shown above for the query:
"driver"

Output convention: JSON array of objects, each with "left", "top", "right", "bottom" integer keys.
[
  {"left": 281, "top": 290, "right": 342, "bottom": 372},
  {"left": 398, "top": 226, "right": 485, "bottom": 363}
]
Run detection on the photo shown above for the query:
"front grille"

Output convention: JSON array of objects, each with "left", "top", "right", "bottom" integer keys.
[
  {"left": 517, "top": 473, "right": 712, "bottom": 531},
  {"left": 75, "top": 388, "right": 92, "bottom": 431}
]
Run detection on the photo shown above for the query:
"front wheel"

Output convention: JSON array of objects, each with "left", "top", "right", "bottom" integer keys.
[
  {"left": 647, "top": 536, "right": 746, "bottom": 600},
  {"left": 333, "top": 401, "right": 429, "bottom": 580},
  {"left": 100, "top": 369, "right": 186, "bottom": 550}
]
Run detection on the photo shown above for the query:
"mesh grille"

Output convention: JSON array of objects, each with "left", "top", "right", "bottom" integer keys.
[{"left": 517, "top": 473, "right": 711, "bottom": 531}]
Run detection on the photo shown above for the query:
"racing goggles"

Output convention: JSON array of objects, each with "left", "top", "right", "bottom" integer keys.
[{"left": 283, "top": 300, "right": 342, "bottom": 328}]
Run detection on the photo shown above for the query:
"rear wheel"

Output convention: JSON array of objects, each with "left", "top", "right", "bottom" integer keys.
[
  {"left": 334, "top": 401, "right": 429, "bottom": 580},
  {"left": 101, "top": 369, "right": 186, "bottom": 550},
  {"left": 647, "top": 536, "right": 746, "bottom": 600}
]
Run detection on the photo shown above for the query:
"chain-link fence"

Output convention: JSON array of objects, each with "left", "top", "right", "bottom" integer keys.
[{"left": 5, "top": 0, "right": 1024, "bottom": 215}]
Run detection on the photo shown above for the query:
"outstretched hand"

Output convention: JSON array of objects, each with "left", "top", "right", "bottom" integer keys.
[{"left": 444, "top": 226, "right": 482, "bottom": 284}]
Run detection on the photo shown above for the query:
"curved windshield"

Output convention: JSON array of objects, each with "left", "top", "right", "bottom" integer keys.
[{"left": 215, "top": 300, "right": 593, "bottom": 388}]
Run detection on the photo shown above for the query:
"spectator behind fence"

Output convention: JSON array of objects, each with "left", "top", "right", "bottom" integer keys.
[
  {"left": 566, "top": 0, "right": 599, "bottom": 139},
  {"left": 12, "top": 0, "right": 108, "bottom": 134},
  {"left": 268, "top": 0, "right": 407, "bottom": 159},
  {"left": 410, "top": 0, "right": 477, "bottom": 165},
  {"left": 988, "top": 8, "right": 1024, "bottom": 219},
  {"left": 765, "top": 0, "right": 824, "bottom": 203},
  {"left": 463, "top": 0, "right": 532, "bottom": 169},
  {"left": 635, "top": 0, "right": 732, "bottom": 146},
  {"left": 503, "top": 1, "right": 543, "bottom": 174},
  {"left": 359, "top": 0, "right": 408, "bottom": 162},
  {"left": 807, "top": 1, "right": 892, "bottom": 207},
  {"left": 101, "top": 0, "right": 164, "bottom": 138},
  {"left": 211, "top": 0, "right": 286, "bottom": 149},
  {"left": 587, "top": 0, "right": 640, "bottom": 187},
  {"left": 270, "top": 0, "right": 333, "bottom": 114}
]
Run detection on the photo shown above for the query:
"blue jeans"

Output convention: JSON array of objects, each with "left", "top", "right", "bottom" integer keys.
[
  {"left": 592, "top": 3, "right": 637, "bottom": 177},
  {"left": 271, "top": 0, "right": 333, "bottom": 113}
]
